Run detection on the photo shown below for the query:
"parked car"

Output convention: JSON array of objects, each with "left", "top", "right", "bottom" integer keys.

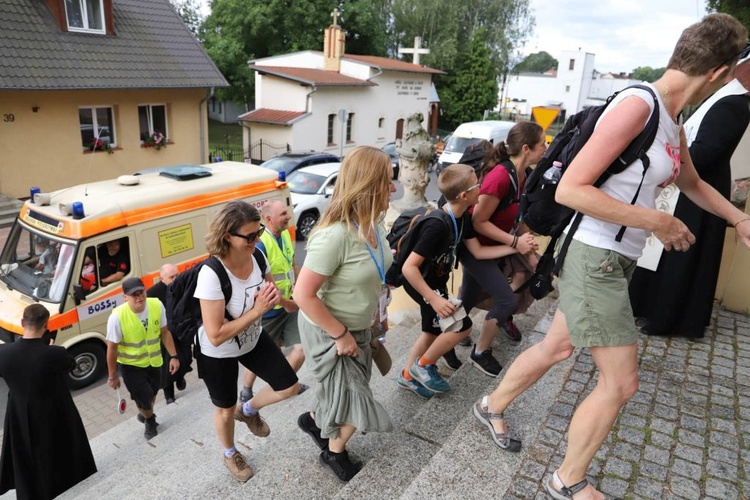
[
  {"left": 260, "top": 151, "right": 340, "bottom": 177},
  {"left": 287, "top": 162, "right": 341, "bottom": 239},
  {"left": 437, "top": 121, "right": 515, "bottom": 174},
  {"left": 381, "top": 142, "right": 399, "bottom": 179}
]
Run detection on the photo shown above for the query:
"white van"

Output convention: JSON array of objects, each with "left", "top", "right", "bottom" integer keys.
[
  {"left": 437, "top": 120, "right": 516, "bottom": 173},
  {"left": 0, "top": 163, "right": 290, "bottom": 388}
]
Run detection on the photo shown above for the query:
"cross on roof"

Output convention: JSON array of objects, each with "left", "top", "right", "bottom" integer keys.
[
  {"left": 331, "top": 8, "right": 340, "bottom": 26},
  {"left": 398, "top": 36, "right": 430, "bottom": 65}
]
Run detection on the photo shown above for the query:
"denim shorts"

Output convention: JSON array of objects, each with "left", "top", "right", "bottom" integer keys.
[{"left": 557, "top": 237, "right": 638, "bottom": 348}]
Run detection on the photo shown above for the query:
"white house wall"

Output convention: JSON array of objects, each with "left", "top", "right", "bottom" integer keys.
[
  {"left": 254, "top": 51, "right": 323, "bottom": 69},
  {"left": 503, "top": 75, "right": 558, "bottom": 115},
  {"left": 248, "top": 69, "right": 432, "bottom": 155}
]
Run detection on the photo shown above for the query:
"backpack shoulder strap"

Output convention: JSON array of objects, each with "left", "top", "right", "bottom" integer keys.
[
  {"left": 498, "top": 161, "right": 519, "bottom": 209},
  {"left": 253, "top": 247, "right": 268, "bottom": 278},
  {"left": 204, "top": 256, "right": 233, "bottom": 320}
]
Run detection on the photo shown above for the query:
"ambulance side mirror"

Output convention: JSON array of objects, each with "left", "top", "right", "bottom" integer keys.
[{"left": 72, "top": 284, "right": 85, "bottom": 306}]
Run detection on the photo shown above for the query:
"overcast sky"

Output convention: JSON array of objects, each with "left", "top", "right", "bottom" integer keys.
[
  {"left": 197, "top": 0, "right": 709, "bottom": 73},
  {"left": 524, "top": 0, "right": 709, "bottom": 73}
]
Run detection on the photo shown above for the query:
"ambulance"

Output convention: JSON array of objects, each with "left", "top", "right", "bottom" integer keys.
[{"left": 0, "top": 163, "right": 291, "bottom": 388}]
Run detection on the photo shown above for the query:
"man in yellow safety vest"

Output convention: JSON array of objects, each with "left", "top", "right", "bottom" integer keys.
[{"left": 106, "top": 277, "right": 179, "bottom": 439}]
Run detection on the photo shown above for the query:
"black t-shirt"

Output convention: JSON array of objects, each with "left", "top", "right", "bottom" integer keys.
[
  {"left": 98, "top": 248, "right": 130, "bottom": 280},
  {"left": 410, "top": 210, "right": 475, "bottom": 289},
  {"left": 147, "top": 281, "right": 167, "bottom": 305}
]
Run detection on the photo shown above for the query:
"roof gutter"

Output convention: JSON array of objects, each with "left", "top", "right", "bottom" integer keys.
[
  {"left": 367, "top": 68, "right": 383, "bottom": 81},
  {"left": 199, "top": 87, "right": 215, "bottom": 163}
]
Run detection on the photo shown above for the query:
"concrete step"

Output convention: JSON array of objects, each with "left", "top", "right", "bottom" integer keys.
[{"left": 56, "top": 296, "right": 560, "bottom": 499}]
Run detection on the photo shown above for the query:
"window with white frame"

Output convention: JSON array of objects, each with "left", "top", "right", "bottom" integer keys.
[
  {"left": 138, "top": 104, "right": 168, "bottom": 143},
  {"left": 65, "top": 0, "right": 105, "bottom": 33},
  {"left": 346, "top": 113, "right": 355, "bottom": 142},
  {"left": 79, "top": 106, "right": 115, "bottom": 150},
  {"left": 327, "top": 114, "right": 336, "bottom": 146}
]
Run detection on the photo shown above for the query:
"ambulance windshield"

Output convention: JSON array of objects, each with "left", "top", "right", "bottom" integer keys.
[{"left": 0, "top": 224, "right": 76, "bottom": 304}]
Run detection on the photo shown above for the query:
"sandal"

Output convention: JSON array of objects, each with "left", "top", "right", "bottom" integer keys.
[
  {"left": 545, "top": 470, "right": 588, "bottom": 499},
  {"left": 472, "top": 396, "right": 522, "bottom": 452}
]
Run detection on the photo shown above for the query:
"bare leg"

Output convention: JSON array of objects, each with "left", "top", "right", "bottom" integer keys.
[
  {"left": 328, "top": 423, "right": 357, "bottom": 453},
  {"left": 485, "top": 308, "right": 574, "bottom": 435},
  {"left": 242, "top": 367, "right": 256, "bottom": 392},
  {"left": 250, "top": 382, "right": 300, "bottom": 411},
  {"left": 475, "top": 319, "right": 501, "bottom": 352},
  {"left": 286, "top": 344, "right": 305, "bottom": 372},
  {"left": 214, "top": 407, "right": 235, "bottom": 449},
  {"left": 555, "top": 343, "right": 638, "bottom": 500},
  {"left": 404, "top": 332, "right": 437, "bottom": 371},
  {"left": 423, "top": 329, "right": 471, "bottom": 360}
]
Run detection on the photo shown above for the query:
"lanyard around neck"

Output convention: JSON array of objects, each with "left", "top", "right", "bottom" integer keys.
[
  {"left": 353, "top": 222, "right": 386, "bottom": 285},
  {"left": 273, "top": 232, "right": 292, "bottom": 267},
  {"left": 444, "top": 203, "right": 461, "bottom": 248}
]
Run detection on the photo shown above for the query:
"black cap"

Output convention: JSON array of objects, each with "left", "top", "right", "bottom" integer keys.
[{"left": 122, "top": 277, "right": 145, "bottom": 295}]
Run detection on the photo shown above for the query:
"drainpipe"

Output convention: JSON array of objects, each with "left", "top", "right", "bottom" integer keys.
[
  {"left": 305, "top": 85, "right": 318, "bottom": 113},
  {"left": 367, "top": 68, "right": 383, "bottom": 82},
  {"left": 199, "top": 87, "right": 215, "bottom": 164}
]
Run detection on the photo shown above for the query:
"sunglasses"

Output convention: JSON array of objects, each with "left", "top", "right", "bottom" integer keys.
[
  {"left": 454, "top": 183, "right": 481, "bottom": 200},
  {"left": 231, "top": 224, "right": 265, "bottom": 243},
  {"left": 716, "top": 42, "right": 750, "bottom": 71}
]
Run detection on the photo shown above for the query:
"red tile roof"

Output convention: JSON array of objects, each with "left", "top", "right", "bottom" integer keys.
[
  {"left": 249, "top": 65, "right": 376, "bottom": 86},
  {"left": 343, "top": 55, "right": 444, "bottom": 74},
  {"left": 238, "top": 109, "right": 308, "bottom": 125}
]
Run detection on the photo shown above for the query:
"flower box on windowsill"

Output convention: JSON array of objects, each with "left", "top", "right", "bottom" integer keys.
[
  {"left": 140, "top": 140, "right": 173, "bottom": 150},
  {"left": 83, "top": 147, "right": 120, "bottom": 155},
  {"left": 141, "top": 132, "right": 168, "bottom": 150},
  {"left": 86, "top": 138, "right": 115, "bottom": 154}
]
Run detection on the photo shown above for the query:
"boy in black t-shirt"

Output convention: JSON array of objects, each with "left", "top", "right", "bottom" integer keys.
[{"left": 398, "top": 164, "right": 518, "bottom": 398}]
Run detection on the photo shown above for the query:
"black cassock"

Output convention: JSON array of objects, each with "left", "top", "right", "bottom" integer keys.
[
  {"left": 629, "top": 94, "right": 750, "bottom": 338},
  {"left": 0, "top": 338, "right": 97, "bottom": 499}
]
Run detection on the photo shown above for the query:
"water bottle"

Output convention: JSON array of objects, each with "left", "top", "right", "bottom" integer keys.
[{"left": 541, "top": 161, "right": 563, "bottom": 184}]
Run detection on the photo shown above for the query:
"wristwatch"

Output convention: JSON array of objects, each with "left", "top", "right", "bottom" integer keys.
[{"left": 170, "top": 354, "right": 179, "bottom": 360}]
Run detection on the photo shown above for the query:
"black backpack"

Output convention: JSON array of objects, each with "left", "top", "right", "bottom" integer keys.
[
  {"left": 516, "top": 85, "right": 660, "bottom": 299},
  {"left": 166, "top": 249, "right": 267, "bottom": 343},
  {"left": 385, "top": 207, "right": 452, "bottom": 288}
]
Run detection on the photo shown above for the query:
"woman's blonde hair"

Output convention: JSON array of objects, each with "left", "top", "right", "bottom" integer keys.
[
  {"left": 205, "top": 200, "right": 261, "bottom": 257},
  {"left": 313, "top": 145, "right": 392, "bottom": 240}
]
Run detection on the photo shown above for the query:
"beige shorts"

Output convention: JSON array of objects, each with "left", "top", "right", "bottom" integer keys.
[{"left": 556, "top": 237, "right": 638, "bottom": 348}]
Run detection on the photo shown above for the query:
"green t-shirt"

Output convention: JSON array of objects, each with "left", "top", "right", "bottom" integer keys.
[{"left": 302, "top": 222, "right": 393, "bottom": 330}]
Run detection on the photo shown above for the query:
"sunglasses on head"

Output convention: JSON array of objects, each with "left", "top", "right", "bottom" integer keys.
[
  {"left": 231, "top": 224, "right": 265, "bottom": 243},
  {"left": 716, "top": 42, "right": 750, "bottom": 71}
]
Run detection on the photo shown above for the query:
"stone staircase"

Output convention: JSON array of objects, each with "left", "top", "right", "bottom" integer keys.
[{"left": 51, "top": 296, "right": 571, "bottom": 500}]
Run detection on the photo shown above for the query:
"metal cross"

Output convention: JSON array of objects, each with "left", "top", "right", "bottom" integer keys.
[{"left": 398, "top": 36, "right": 430, "bottom": 65}]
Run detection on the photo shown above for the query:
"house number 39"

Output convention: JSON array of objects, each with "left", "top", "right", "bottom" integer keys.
[{"left": 3, "top": 114, "right": 15, "bottom": 122}]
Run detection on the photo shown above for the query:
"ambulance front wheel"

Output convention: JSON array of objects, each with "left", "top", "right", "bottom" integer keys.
[{"left": 66, "top": 341, "right": 106, "bottom": 389}]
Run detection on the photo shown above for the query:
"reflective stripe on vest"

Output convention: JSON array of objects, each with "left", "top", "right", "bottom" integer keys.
[
  {"left": 259, "top": 229, "right": 294, "bottom": 308},
  {"left": 114, "top": 298, "right": 164, "bottom": 368}
]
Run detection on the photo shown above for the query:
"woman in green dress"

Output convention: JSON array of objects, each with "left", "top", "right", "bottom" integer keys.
[{"left": 294, "top": 145, "right": 394, "bottom": 483}]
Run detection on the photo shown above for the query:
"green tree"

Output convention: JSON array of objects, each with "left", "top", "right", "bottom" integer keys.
[
  {"left": 169, "top": 0, "right": 204, "bottom": 37},
  {"left": 707, "top": 0, "right": 750, "bottom": 30},
  {"left": 631, "top": 66, "right": 666, "bottom": 82},
  {"left": 440, "top": 29, "right": 499, "bottom": 125},
  {"left": 514, "top": 51, "right": 558, "bottom": 73}
]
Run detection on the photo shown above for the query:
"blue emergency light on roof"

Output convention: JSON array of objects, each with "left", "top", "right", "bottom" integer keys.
[
  {"left": 30, "top": 187, "right": 41, "bottom": 202},
  {"left": 278, "top": 171, "right": 286, "bottom": 181},
  {"left": 72, "top": 202, "right": 85, "bottom": 220}
]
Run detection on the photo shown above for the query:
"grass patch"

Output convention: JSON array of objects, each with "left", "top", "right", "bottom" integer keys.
[{"left": 208, "top": 119, "right": 243, "bottom": 150}]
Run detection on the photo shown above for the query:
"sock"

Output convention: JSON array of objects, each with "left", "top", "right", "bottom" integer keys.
[
  {"left": 418, "top": 355, "right": 435, "bottom": 367},
  {"left": 224, "top": 446, "right": 237, "bottom": 458},
  {"left": 402, "top": 368, "right": 413, "bottom": 380},
  {"left": 242, "top": 400, "right": 259, "bottom": 417},
  {"left": 482, "top": 395, "right": 489, "bottom": 411},
  {"left": 474, "top": 346, "right": 484, "bottom": 356}
]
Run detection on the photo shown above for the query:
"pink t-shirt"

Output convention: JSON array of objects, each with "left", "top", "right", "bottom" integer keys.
[{"left": 474, "top": 163, "right": 519, "bottom": 245}]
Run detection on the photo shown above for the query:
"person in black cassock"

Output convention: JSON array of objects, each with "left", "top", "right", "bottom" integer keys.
[
  {"left": 0, "top": 304, "right": 97, "bottom": 499},
  {"left": 630, "top": 60, "right": 750, "bottom": 338}
]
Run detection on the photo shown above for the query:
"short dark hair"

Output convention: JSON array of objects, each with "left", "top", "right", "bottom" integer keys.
[{"left": 23, "top": 304, "right": 49, "bottom": 331}]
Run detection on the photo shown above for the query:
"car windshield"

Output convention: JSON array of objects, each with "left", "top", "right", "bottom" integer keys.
[
  {"left": 445, "top": 136, "right": 483, "bottom": 154},
  {"left": 261, "top": 156, "right": 301, "bottom": 173},
  {"left": 287, "top": 171, "right": 328, "bottom": 195},
  {"left": 0, "top": 224, "right": 76, "bottom": 304},
  {"left": 382, "top": 143, "right": 397, "bottom": 156}
]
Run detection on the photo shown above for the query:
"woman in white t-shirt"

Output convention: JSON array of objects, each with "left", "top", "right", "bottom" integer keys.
[
  {"left": 474, "top": 14, "right": 750, "bottom": 500},
  {"left": 195, "top": 201, "right": 301, "bottom": 483}
]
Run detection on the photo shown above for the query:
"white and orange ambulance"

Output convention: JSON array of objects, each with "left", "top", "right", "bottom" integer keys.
[{"left": 0, "top": 163, "right": 291, "bottom": 388}]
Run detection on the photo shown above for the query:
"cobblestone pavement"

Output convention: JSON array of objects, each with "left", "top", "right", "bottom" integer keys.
[{"left": 504, "top": 306, "right": 749, "bottom": 500}]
